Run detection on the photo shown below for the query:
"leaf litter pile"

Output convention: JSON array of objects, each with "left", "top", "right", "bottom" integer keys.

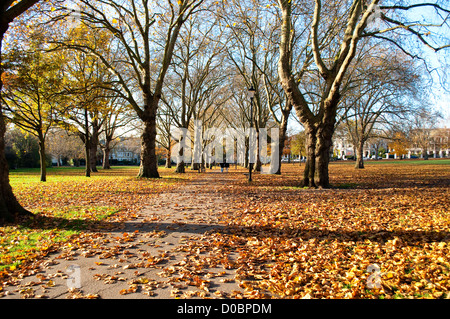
[{"left": 1, "top": 162, "right": 449, "bottom": 299}]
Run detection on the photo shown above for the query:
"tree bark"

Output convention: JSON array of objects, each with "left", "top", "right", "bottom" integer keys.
[
  {"left": 38, "top": 133, "right": 47, "bottom": 182},
  {"left": 275, "top": 113, "right": 289, "bottom": 175},
  {"left": 164, "top": 139, "right": 171, "bottom": 168},
  {"left": 138, "top": 101, "right": 160, "bottom": 178},
  {"left": 175, "top": 144, "right": 185, "bottom": 173},
  {"left": 304, "top": 127, "right": 317, "bottom": 187},
  {"left": 84, "top": 137, "right": 91, "bottom": 177},
  {"left": 89, "top": 119, "right": 99, "bottom": 172},
  {"left": 315, "top": 100, "right": 337, "bottom": 187},
  {"left": 315, "top": 129, "right": 333, "bottom": 187},
  {"left": 254, "top": 128, "right": 262, "bottom": 172},
  {"left": 83, "top": 107, "right": 91, "bottom": 177},
  {"left": 102, "top": 139, "right": 111, "bottom": 169},
  {"left": 0, "top": 20, "right": 34, "bottom": 222},
  {"left": 355, "top": 140, "right": 365, "bottom": 169},
  {"left": 0, "top": 108, "right": 32, "bottom": 222}
]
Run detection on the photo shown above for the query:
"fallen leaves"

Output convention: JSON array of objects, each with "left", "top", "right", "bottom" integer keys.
[
  {"left": 169, "top": 163, "right": 449, "bottom": 299},
  {"left": 1, "top": 163, "right": 449, "bottom": 299},
  {"left": 0, "top": 168, "right": 178, "bottom": 276}
]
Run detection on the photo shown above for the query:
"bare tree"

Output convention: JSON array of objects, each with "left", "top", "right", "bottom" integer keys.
[
  {"left": 339, "top": 44, "right": 424, "bottom": 168},
  {"left": 163, "top": 12, "right": 227, "bottom": 172},
  {"left": 51, "top": 0, "right": 205, "bottom": 178},
  {"left": 277, "top": 0, "right": 450, "bottom": 187}
]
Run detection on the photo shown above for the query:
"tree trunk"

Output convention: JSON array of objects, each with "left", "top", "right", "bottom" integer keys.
[
  {"left": 244, "top": 137, "right": 249, "bottom": 169},
  {"left": 84, "top": 137, "right": 91, "bottom": 177},
  {"left": 0, "top": 109, "right": 33, "bottom": 222},
  {"left": 89, "top": 142, "right": 98, "bottom": 172},
  {"left": 314, "top": 96, "right": 338, "bottom": 188},
  {"left": 315, "top": 133, "right": 332, "bottom": 187},
  {"left": 102, "top": 139, "right": 111, "bottom": 169},
  {"left": 275, "top": 114, "right": 289, "bottom": 175},
  {"left": 423, "top": 148, "right": 429, "bottom": 160},
  {"left": 303, "top": 127, "right": 317, "bottom": 187},
  {"left": 138, "top": 104, "right": 160, "bottom": 178},
  {"left": 254, "top": 128, "right": 262, "bottom": 172},
  {"left": 83, "top": 107, "right": 91, "bottom": 177},
  {"left": 165, "top": 142, "right": 171, "bottom": 168},
  {"left": 38, "top": 133, "right": 47, "bottom": 182},
  {"left": 175, "top": 143, "right": 185, "bottom": 173},
  {"left": 355, "top": 140, "right": 365, "bottom": 169},
  {"left": 89, "top": 121, "right": 99, "bottom": 172},
  {"left": 0, "top": 24, "right": 33, "bottom": 222}
]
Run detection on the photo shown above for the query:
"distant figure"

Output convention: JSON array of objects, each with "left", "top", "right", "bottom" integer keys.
[{"left": 220, "top": 160, "right": 229, "bottom": 173}]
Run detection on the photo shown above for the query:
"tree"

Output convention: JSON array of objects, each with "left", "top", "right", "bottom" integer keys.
[
  {"left": 55, "top": 27, "right": 112, "bottom": 177},
  {"left": 5, "top": 126, "right": 41, "bottom": 169},
  {"left": 290, "top": 130, "right": 307, "bottom": 161},
  {"left": 219, "top": 1, "right": 274, "bottom": 172},
  {"left": 52, "top": 0, "right": 205, "bottom": 178},
  {"left": 2, "top": 30, "right": 62, "bottom": 181},
  {"left": 163, "top": 12, "right": 227, "bottom": 173},
  {"left": 156, "top": 104, "right": 174, "bottom": 168},
  {"left": 277, "top": 0, "right": 450, "bottom": 187},
  {"left": 338, "top": 43, "right": 423, "bottom": 169},
  {"left": 47, "top": 127, "right": 84, "bottom": 166},
  {"left": 388, "top": 131, "right": 409, "bottom": 159},
  {"left": 0, "top": 0, "right": 40, "bottom": 222},
  {"left": 100, "top": 97, "right": 136, "bottom": 170}
]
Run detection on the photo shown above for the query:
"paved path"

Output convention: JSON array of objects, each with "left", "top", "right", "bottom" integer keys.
[{"left": 1, "top": 172, "right": 242, "bottom": 299}]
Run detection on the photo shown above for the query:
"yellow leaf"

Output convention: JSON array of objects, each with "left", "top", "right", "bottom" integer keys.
[
  {"left": 9, "top": 265, "right": 16, "bottom": 271},
  {"left": 112, "top": 18, "right": 118, "bottom": 24}
]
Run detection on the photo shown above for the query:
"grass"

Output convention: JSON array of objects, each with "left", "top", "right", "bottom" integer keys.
[{"left": 330, "top": 158, "right": 450, "bottom": 166}]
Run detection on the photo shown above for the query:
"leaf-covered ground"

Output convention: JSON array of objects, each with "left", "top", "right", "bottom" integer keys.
[
  {"left": 0, "top": 167, "right": 187, "bottom": 274},
  {"left": 1, "top": 161, "right": 449, "bottom": 299},
  {"left": 177, "top": 161, "right": 450, "bottom": 299}
]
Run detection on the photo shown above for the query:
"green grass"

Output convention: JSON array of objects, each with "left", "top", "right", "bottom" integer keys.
[
  {"left": 330, "top": 159, "right": 450, "bottom": 166},
  {"left": 0, "top": 205, "right": 119, "bottom": 271}
]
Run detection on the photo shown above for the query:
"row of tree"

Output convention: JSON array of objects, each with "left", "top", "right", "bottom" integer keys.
[{"left": 0, "top": 0, "right": 449, "bottom": 222}]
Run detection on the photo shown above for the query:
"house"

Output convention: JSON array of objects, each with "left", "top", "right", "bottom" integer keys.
[{"left": 108, "top": 137, "right": 141, "bottom": 165}]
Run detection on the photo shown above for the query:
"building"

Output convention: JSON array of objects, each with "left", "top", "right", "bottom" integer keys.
[
  {"left": 332, "top": 128, "right": 450, "bottom": 160},
  {"left": 407, "top": 128, "right": 450, "bottom": 158},
  {"left": 108, "top": 137, "right": 141, "bottom": 165}
]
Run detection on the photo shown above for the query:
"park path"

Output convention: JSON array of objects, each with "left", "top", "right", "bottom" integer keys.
[{"left": 1, "top": 171, "right": 243, "bottom": 299}]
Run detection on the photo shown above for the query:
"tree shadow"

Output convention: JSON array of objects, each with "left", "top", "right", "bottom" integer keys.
[
  {"left": 221, "top": 224, "right": 450, "bottom": 245},
  {"left": 19, "top": 214, "right": 450, "bottom": 246}
]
